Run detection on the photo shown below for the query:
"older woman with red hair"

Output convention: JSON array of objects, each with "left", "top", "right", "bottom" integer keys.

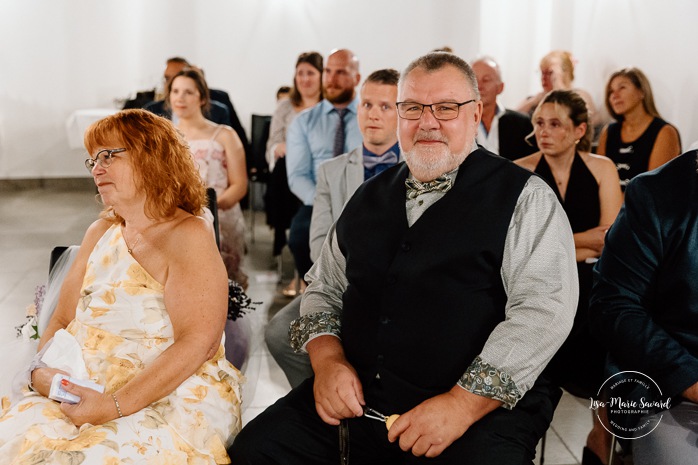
[{"left": 0, "top": 109, "right": 242, "bottom": 464}]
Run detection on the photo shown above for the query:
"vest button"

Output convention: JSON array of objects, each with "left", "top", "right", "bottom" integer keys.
[
  {"left": 401, "top": 242, "right": 411, "bottom": 252},
  {"left": 380, "top": 316, "right": 390, "bottom": 324}
]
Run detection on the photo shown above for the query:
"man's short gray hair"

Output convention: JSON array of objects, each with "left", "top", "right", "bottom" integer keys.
[{"left": 400, "top": 52, "right": 480, "bottom": 100}]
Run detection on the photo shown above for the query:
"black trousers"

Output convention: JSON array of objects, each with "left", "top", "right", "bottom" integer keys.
[
  {"left": 288, "top": 205, "right": 313, "bottom": 279},
  {"left": 229, "top": 377, "right": 559, "bottom": 465}
]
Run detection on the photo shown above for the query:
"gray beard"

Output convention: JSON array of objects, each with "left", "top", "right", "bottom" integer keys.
[{"left": 401, "top": 145, "right": 469, "bottom": 182}]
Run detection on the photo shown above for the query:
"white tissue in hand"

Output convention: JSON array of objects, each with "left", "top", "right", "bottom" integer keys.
[
  {"left": 40, "top": 329, "right": 89, "bottom": 379},
  {"left": 49, "top": 373, "right": 105, "bottom": 404}
]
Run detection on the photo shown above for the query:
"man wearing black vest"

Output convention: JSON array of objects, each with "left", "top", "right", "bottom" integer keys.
[{"left": 230, "top": 52, "right": 577, "bottom": 464}]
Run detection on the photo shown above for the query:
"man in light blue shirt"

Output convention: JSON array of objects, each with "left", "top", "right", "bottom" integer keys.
[{"left": 285, "top": 49, "right": 363, "bottom": 286}]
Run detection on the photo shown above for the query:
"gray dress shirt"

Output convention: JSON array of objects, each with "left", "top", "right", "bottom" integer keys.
[{"left": 293, "top": 150, "right": 578, "bottom": 407}]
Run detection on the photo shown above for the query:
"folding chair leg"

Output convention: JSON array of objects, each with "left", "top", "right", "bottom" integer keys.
[
  {"left": 608, "top": 435, "right": 617, "bottom": 465},
  {"left": 276, "top": 255, "right": 283, "bottom": 283}
]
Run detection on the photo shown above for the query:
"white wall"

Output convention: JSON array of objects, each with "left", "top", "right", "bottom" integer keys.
[{"left": 1, "top": 0, "right": 696, "bottom": 180}]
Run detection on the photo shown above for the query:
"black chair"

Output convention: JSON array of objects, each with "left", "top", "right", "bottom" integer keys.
[
  {"left": 246, "top": 114, "right": 272, "bottom": 243},
  {"left": 206, "top": 187, "right": 220, "bottom": 250},
  {"left": 249, "top": 114, "right": 272, "bottom": 185}
]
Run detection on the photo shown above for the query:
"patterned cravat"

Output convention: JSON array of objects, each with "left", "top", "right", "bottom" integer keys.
[
  {"left": 405, "top": 175, "right": 453, "bottom": 199},
  {"left": 333, "top": 108, "right": 348, "bottom": 156}
]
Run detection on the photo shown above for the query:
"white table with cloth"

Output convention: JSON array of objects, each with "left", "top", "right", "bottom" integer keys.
[{"left": 65, "top": 108, "right": 119, "bottom": 149}]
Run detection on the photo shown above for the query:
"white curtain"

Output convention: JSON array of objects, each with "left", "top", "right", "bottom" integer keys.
[{"left": 0, "top": 0, "right": 696, "bottom": 180}]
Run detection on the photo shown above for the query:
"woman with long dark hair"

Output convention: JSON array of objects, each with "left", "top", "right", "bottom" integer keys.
[{"left": 265, "top": 51, "right": 323, "bottom": 296}]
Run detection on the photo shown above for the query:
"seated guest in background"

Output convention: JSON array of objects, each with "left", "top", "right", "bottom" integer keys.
[
  {"left": 145, "top": 56, "right": 251, "bottom": 159},
  {"left": 285, "top": 48, "right": 362, "bottom": 297},
  {"left": 231, "top": 52, "right": 577, "bottom": 464},
  {"left": 168, "top": 68, "right": 249, "bottom": 288},
  {"left": 276, "top": 85, "right": 291, "bottom": 101},
  {"left": 515, "top": 90, "right": 623, "bottom": 464},
  {"left": 516, "top": 50, "right": 600, "bottom": 127},
  {"left": 0, "top": 109, "right": 242, "bottom": 462},
  {"left": 590, "top": 149, "right": 698, "bottom": 465},
  {"left": 596, "top": 67, "right": 681, "bottom": 191},
  {"left": 472, "top": 56, "right": 538, "bottom": 160},
  {"left": 265, "top": 68, "right": 402, "bottom": 389},
  {"left": 265, "top": 52, "right": 324, "bottom": 297},
  {"left": 145, "top": 58, "right": 231, "bottom": 124}
]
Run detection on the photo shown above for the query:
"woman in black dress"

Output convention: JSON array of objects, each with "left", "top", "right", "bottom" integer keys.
[
  {"left": 597, "top": 67, "right": 681, "bottom": 191},
  {"left": 516, "top": 90, "right": 623, "bottom": 465}
]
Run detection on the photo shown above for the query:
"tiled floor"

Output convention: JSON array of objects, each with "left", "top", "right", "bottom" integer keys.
[{"left": 0, "top": 186, "right": 595, "bottom": 464}]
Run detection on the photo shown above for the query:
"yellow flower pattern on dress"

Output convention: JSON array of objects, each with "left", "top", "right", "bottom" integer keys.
[
  {"left": 0, "top": 225, "right": 242, "bottom": 464},
  {"left": 88, "top": 306, "right": 110, "bottom": 319},
  {"left": 1, "top": 398, "right": 10, "bottom": 417}
]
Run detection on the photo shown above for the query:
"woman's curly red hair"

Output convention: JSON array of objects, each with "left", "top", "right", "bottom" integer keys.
[{"left": 84, "top": 109, "right": 206, "bottom": 224}]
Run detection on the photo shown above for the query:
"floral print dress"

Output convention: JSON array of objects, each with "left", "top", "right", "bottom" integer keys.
[
  {"left": 0, "top": 224, "right": 243, "bottom": 464},
  {"left": 189, "top": 126, "right": 248, "bottom": 288}
]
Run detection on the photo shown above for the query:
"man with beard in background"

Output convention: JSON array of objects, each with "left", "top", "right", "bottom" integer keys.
[{"left": 285, "top": 49, "right": 363, "bottom": 292}]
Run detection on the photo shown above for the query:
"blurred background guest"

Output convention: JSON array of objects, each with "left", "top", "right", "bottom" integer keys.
[
  {"left": 276, "top": 85, "right": 292, "bottom": 101},
  {"left": 264, "top": 52, "right": 323, "bottom": 297},
  {"left": 168, "top": 68, "right": 249, "bottom": 288},
  {"left": 285, "top": 49, "right": 361, "bottom": 298},
  {"left": 596, "top": 67, "right": 681, "bottom": 191},
  {"left": 145, "top": 56, "right": 252, "bottom": 163},
  {"left": 471, "top": 56, "right": 538, "bottom": 160},
  {"left": 516, "top": 50, "right": 600, "bottom": 128}
]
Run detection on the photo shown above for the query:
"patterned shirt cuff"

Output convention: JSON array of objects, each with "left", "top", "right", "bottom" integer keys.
[
  {"left": 289, "top": 311, "right": 341, "bottom": 352},
  {"left": 457, "top": 356, "right": 522, "bottom": 409}
]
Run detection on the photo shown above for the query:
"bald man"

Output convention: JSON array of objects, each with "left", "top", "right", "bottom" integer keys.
[{"left": 472, "top": 56, "right": 537, "bottom": 160}]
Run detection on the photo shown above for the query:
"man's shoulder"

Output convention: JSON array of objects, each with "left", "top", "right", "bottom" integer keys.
[
  {"left": 209, "top": 88, "right": 232, "bottom": 105},
  {"left": 288, "top": 100, "right": 326, "bottom": 134},
  {"left": 474, "top": 146, "right": 528, "bottom": 169},
  {"left": 144, "top": 99, "right": 164, "bottom": 112},
  {"left": 318, "top": 148, "right": 361, "bottom": 173},
  {"left": 298, "top": 100, "right": 329, "bottom": 120},
  {"left": 500, "top": 108, "right": 533, "bottom": 125},
  {"left": 211, "top": 100, "right": 228, "bottom": 110},
  {"left": 629, "top": 150, "right": 698, "bottom": 196}
]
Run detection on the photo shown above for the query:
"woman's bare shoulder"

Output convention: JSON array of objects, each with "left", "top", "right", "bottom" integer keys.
[
  {"left": 583, "top": 152, "right": 617, "bottom": 171},
  {"left": 582, "top": 152, "right": 621, "bottom": 186},
  {"left": 83, "top": 218, "right": 113, "bottom": 244},
  {"left": 163, "top": 213, "right": 216, "bottom": 254},
  {"left": 514, "top": 151, "right": 542, "bottom": 171}
]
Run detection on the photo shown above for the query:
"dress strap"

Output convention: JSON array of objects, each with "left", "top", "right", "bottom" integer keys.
[
  {"left": 207, "top": 125, "right": 225, "bottom": 160},
  {"left": 210, "top": 124, "right": 224, "bottom": 142}
]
